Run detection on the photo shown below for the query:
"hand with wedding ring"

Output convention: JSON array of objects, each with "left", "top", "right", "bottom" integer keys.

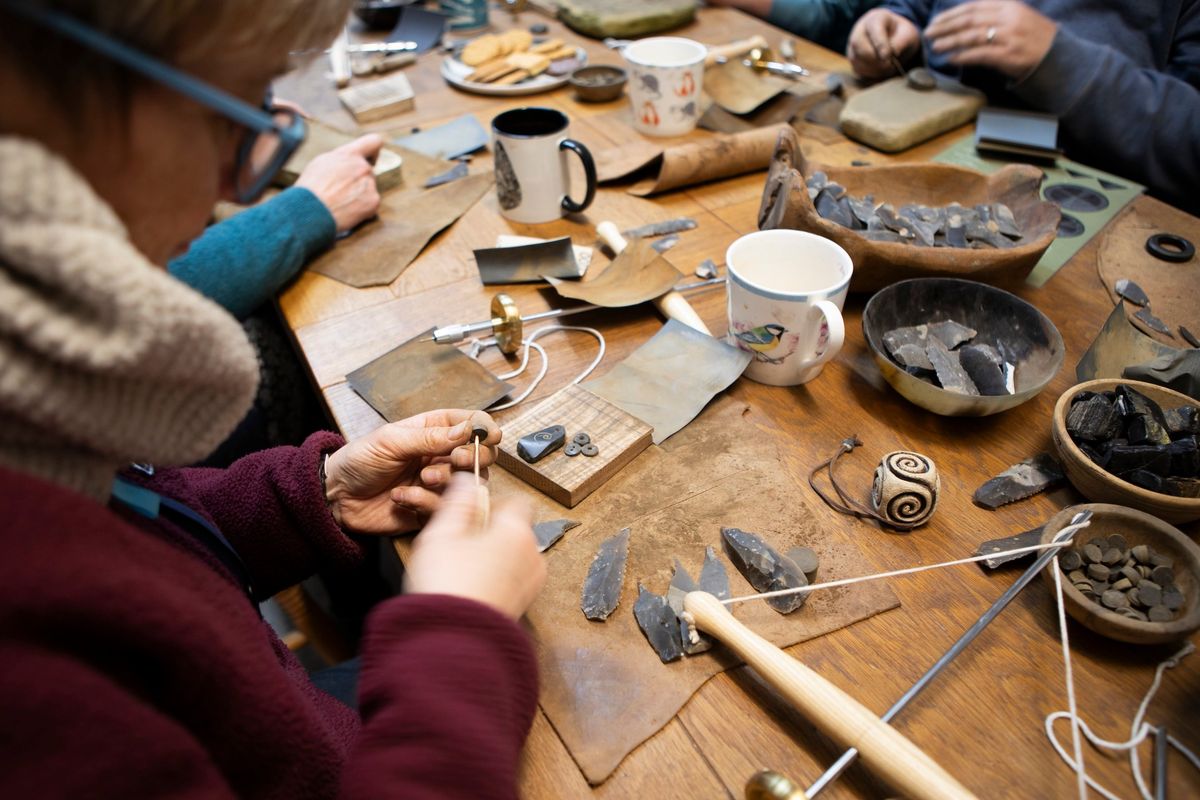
[{"left": 924, "top": 0, "right": 1058, "bottom": 80}]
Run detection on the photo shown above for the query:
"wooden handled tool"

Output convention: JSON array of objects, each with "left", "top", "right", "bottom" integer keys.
[
  {"left": 683, "top": 592, "right": 978, "bottom": 800},
  {"left": 704, "top": 35, "right": 769, "bottom": 67},
  {"left": 595, "top": 221, "right": 711, "bottom": 335}
]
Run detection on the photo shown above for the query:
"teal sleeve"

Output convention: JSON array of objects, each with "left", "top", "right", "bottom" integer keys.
[
  {"left": 168, "top": 187, "right": 337, "bottom": 320},
  {"left": 766, "top": 0, "right": 882, "bottom": 53}
]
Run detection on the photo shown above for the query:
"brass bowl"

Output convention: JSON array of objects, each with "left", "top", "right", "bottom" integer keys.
[
  {"left": 758, "top": 127, "right": 1060, "bottom": 292},
  {"left": 568, "top": 65, "right": 627, "bottom": 102},
  {"left": 1041, "top": 504, "right": 1200, "bottom": 644},
  {"left": 1051, "top": 379, "right": 1200, "bottom": 524},
  {"left": 862, "top": 278, "right": 1064, "bottom": 416}
]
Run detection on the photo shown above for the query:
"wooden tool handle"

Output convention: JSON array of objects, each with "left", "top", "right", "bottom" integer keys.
[
  {"left": 595, "top": 222, "right": 712, "bottom": 336},
  {"left": 684, "top": 592, "right": 978, "bottom": 800},
  {"left": 704, "top": 35, "right": 769, "bottom": 67}
]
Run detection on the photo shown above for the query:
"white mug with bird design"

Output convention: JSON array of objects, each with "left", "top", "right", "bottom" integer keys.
[
  {"left": 622, "top": 37, "right": 706, "bottom": 137},
  {"left": 726, "top": 230, "right": 852, "bottom": 385}
]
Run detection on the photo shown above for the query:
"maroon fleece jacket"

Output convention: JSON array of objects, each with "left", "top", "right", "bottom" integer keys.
[{"left": 0, "top": 432, "right": 538, "bottom": 799}]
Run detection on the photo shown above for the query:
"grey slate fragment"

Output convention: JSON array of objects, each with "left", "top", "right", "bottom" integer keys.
[
  {"left": 847, "top": 195, "right": 878, "bottom": 226},
  {"left": 926, "top": 337, "right": 980, "bottom": 395},
  {"left": 927, "top": 320, "right": 977, "bottom": 349},
  {"left": 991, "top": 203, "right": 1022, "bottom": 238},
  {"left": 721, "top": 527, "right": 808, "bottom": 614},
  {"left": 1180, "top": 325, "right": 1200, "bottom": 348},
  {"left": 633, "top": 584, "right": 683, "bottom": 663},
  {"left": 973, "top": 453, "right": 1066, "bottom": 509},
  {"left": 581, "top": 528, "right": 630, "bottom": 621},
  {"left": 698, "top": 546, "right": 730, "bottom": 600},
  {"left": 862, "top": 230, "right": 906, "bottom": 243},
  {"left": 816, "top": 188, "right": 855, "bottom": 228},
  {"left": 890, "top": 342, "right": 934, "bottom": 370},
  {"left": 533, "top": 519, "right": 580, "bottom": 553},
  {"left": 650, "top": 234, "right": 680, "bottom": 253},
  {"left": 959, "top": 344, "right": 1009, "bottom": 395},
  {"left": 884, "top": 320, "right": 976, "bottom": 356},
  {"left": 423, "top": 160, "right": 469, "bottom": 188},
  {"left": 622, "top": 217, "right": 697, "bottom": 239},
  {"left": 1134, "top": 307, "right": 1175, "bottom": 337},
  {"left": 694, "top": 259, "right": 718, "bottom": 280},
  {"left": 907, "top": 215, "right": 939, "bottom": 247},
  {"left": 946, "top": 214, "right": 967, "bottom": 247},
  {"left": 1114, "top": 278, "right": 1149, "bottom": 307}
]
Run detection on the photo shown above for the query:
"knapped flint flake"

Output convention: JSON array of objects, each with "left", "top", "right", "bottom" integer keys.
[
  {"left": 533, "top": 519, "right": 580, "bottom": 553},
  {"left": 580, "top": 528, "right": 630, "bottom": 621},
  {"left": 698, "top": 546, "right": 730, "bottom": 600},
  {"left": 973, "top": 452, "right": 1065, "bottom": 509},
  {"left": 925, "top": 337, "right": 979, "bottom": 396},
  {"left": 959, "top": 343, "right": 1009, "bottom": 396},
  {"left": 720, "top": 527, "right": 809, "bottom": 614},
  {"left": 1114, "top": 278, "right": 1150, "bottom": 307},
  {"left": 633, "top": 584, "right": 683, "bottom": 663},
  {"left": 1134, "top": 307, "right": 1174, "bottom": 337},
  {"left": 667, "top": 561, "right": 711, "bottom": 655}
]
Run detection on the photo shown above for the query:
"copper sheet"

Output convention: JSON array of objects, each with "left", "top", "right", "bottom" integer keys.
[{"left": 545, "top": 237, "right": 683, "bottom": 307}]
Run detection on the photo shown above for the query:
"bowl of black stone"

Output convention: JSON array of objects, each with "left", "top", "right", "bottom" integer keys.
[
  {"left": 1052, "top": 380, "right": 1200, "bottom": 524},
  {"left": 862, "top": 277, "right": 1064, "bottom": 416},
  {"left": 1041, "top": 503, "right": 1200, "bottom": 644}
]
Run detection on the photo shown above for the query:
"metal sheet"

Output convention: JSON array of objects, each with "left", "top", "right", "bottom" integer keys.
[{"left": 474, "top": 237, "right": 585, "bottom": 284}]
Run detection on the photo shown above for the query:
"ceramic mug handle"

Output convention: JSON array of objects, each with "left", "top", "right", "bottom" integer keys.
[
  {"left": 559, "top": 138, "right": 596, "bottom": 214},
  {"left": 794, "top": 299, "right": 845, "bottom": 371}
]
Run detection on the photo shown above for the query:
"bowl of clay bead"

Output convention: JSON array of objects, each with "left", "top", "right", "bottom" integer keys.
[
  {"left": 1051, "top": 379, "right": 1200, "bottom": 524},
  {"left": 1041, "top": 504, "right": 1200, "bottom": 644},
  {"left": 862, "top": 277, "right": 1065, "bottom": 416}
]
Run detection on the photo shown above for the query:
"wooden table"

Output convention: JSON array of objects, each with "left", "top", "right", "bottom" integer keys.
[{"left": 276, "top": 7, "right": 1200, "bottom": 798}]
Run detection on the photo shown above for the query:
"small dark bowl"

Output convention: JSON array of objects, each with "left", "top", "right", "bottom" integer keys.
[
  {"left": 862, "top": 277, "right": 1064, "bottom": 416},
  {"left": 569, "top": 65, "right": 628, "bottom": 102},
  {"left": 354, "top": 0, "right": 417, "bottom": 30}
]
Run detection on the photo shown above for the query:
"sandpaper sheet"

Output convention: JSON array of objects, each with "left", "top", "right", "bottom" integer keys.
[
  {"left": 545, "top": 237, "right": 683, "bottom": 307},
  {"left": 594, "top": 124, "right": 787, "bottom": 196},
  {"left": 584, "top": 320, "right": 751, "bottom": 444},
  {"left": 498, "top": 395, "right": 899, "bottom": 784},
  {"left": 704, "top": 59, "right": 792, "bottom": 115},
  {"left": 1096, "top": 203, "right": 1200, "bottom": 345},
  {"left": 346, "top": 329, "right": 513, "bottom": 421},
  {"left": 307, "top": 172, "right": 492, "bottom": 287}
]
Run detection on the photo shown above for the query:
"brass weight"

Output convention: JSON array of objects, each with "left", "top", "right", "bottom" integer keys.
[
  {"left": 745, "top": 770, "right": 809, "bottom": 800},
  {"left": 490, "top": 292, "right": 523, "bottom": 355}
]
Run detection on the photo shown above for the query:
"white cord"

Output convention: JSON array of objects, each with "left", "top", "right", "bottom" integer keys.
[
  {"left": 1051, "top": 553, "right": 1089, "bottom": 800},
  {"left": 477, "top": 324, "right": 606, "bottom": 411}
]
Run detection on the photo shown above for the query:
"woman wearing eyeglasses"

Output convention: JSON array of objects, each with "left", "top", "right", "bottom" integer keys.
[{"left": 0, "top": 2, "right": 545, "bottom": 798}]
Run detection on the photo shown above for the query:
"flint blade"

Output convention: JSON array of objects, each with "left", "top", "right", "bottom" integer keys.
[
  {"left": 973, "top": 453, "right": 1065, "bottom": 509},
  {"left": 580, "top": 528, "right": 630, "bottom": 621}
]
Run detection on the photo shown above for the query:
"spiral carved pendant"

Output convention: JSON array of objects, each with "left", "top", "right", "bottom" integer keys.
[{"left": 870, "top": 451, "right": 940, "bottom": 529}]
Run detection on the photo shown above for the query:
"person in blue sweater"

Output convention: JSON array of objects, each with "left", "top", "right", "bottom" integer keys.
[
  {"left": 169, "top": 131, "right": 384, "bottom": 319},
  {"left": 707, "top": 0, "right": 880, "bottom": 54},
  {"left": 846, "top": 0, "right": 1200, "bottom": 214}
]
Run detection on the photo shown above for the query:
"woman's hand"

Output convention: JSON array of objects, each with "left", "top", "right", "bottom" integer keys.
[
  {"left": 323, "top": 409, "right": 500, "bottom": 534},
  {"left": 847, "top": 9, "right": 922, "bottom": 80},
  {"left": 295, "top": 134, "right": 383, "bottom": 233},
  {"left": 404, "top": 473, "right": 546, "bottom": 620},
  {"left": 925, "top": 0, "right": 1057, "bottom": 80}
]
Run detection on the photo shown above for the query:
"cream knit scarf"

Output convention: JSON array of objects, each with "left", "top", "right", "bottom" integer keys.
[{"left": 0, "top": 137, "right": 260, "bottom": 502}]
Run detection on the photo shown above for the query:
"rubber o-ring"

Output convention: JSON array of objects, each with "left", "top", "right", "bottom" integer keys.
[{"left": 1145, "top": 233, "right": 1195, "bottom": 263}]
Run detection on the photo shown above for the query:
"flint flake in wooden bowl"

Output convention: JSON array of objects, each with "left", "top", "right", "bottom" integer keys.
[{"left": 758, "top": 127, "right": 1060, "bottom": 292}]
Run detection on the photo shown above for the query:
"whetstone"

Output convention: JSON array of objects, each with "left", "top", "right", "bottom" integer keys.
[
  {"left": 839, "top": 76, "right": 984, "bottom": 153},
  {"left": 497, "top": 384, "right": 653, "bottom": 508},
  {"left": 276, "top": 119, "right": 404, "bottom": 192},
  {"left": 337, "top": 73, "right": 415, "bottom": 124}
]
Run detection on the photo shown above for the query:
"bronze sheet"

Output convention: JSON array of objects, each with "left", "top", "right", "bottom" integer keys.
[
  {"left": 501, "top": 395, "right": 900, "bottom": 784},
  {"left": 583, "top": 320, "right": 751, "bottom": 444},
  {"left": 595, "top": 125, "right": 787, "bottom": 197},
  {"left": 698, "top": 81, "right": 831, "bottom": 134},
  {"left": 545, "top": 237, "right": 683, "bottom": 307},
  {"left": 308, "top": 172, "right": 493, "bottom": 287},
  {"left": 346, "top": 329, "right": 513, "bottom": 421},
  {"left": 704, "top": 59, "right": 791, "bottom": 115}
]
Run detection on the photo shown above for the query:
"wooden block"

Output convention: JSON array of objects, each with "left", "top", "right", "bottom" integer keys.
[
  {"left": 277, "top": 119, "right": 404, "bottom": 192},
  {"left": 337, "top": 73, "right": 414, "bottom": 124},
  {"left": 496, "top": 384, "right": 652, "bottom": 507}
]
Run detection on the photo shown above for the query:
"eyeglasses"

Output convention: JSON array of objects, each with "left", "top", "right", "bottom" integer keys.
[{"left": 3, "top": 0, "right": 306, "bottom": 203}]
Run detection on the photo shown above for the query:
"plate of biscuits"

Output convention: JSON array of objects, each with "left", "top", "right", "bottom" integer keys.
[{"left": 442, "top": 29, "right": 586, "bottom": 95}]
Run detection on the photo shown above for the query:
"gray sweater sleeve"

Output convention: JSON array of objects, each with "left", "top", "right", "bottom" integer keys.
[{"left": 1012, "top": 22, "right": 1200, "bottom": 210}]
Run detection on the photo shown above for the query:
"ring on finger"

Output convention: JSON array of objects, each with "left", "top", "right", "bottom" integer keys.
[{"left": 985, "top": 26, "right": 997, "bottom": 44}]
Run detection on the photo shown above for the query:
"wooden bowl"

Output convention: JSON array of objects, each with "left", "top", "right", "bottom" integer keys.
[
  {"left": 862, "top": 278, "right": 1064, "bottom": 416},
  {"left": 1052, "top": 379, "right": 1200, "bottom": 524},
  {"left": 1041, "top": 504, "right": 1200, "bottom": 644},
  {"left": 758, "top": 127, "right": 1060, "bottom": 292}
]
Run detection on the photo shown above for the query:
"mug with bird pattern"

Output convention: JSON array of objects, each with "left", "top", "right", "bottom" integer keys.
[{"left": 726, "top": 230, "right": 852, "bottom": 385}]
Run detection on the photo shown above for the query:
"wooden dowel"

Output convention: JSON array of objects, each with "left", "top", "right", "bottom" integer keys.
[
  {"left": 683, "top": 591, "right": 978, "bottom": 800},
  {"left": 704, "top": 35, "right": 769, "bottom": 67}
]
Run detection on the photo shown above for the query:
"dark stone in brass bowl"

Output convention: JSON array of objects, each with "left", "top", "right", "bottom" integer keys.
[
  {"left": 568, "top": 65, "right": 628, "bottom": 102},
  {"left": 863, "top": 278, "right": 1064, "bottom": 416}
]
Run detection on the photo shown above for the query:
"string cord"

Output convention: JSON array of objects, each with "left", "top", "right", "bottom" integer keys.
[
  {"left": 1044, "top": 641, "right": 1198, "bottom": 800},
  {"left": 807, "top": 436, "right": 922, "bottom": 532},
  {"left": 472, "top": 324, "right": 606, "bottom": 411}
]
